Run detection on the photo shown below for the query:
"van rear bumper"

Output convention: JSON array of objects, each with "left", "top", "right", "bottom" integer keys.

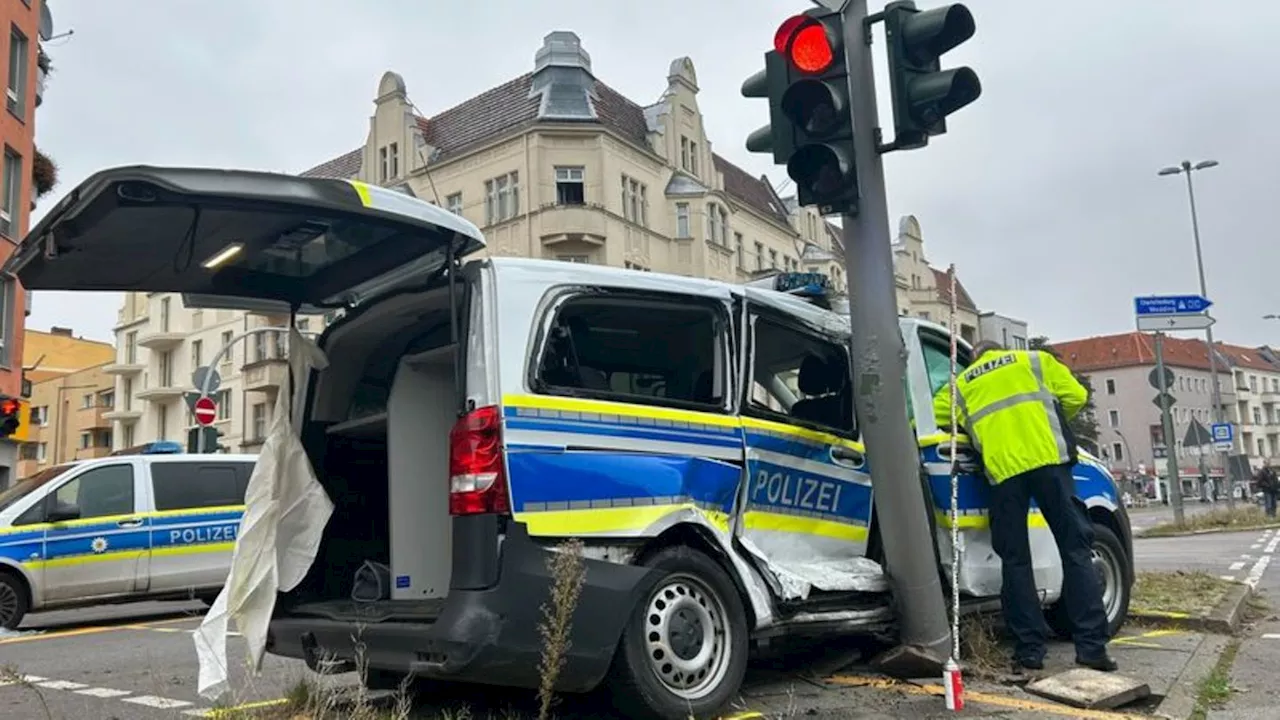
[{"left": 266, "top": 521, "right": 659, "bottom": 693}]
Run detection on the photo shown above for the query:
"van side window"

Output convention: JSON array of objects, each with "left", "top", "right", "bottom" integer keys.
[
  {"left": 152, "top": 463, "right": 246, "bottom": 512},
  {"left": 53, "top": 465, "right": 135, "bottom": 519},
  {"left": 534, "top": 293, "right": 725, "bottom": 408},
  {"left": 748, "top": 315, "right": 854, "bottom": 436},
  {"left": 920, "top": 334, "right": 971, "bottom": 397}
]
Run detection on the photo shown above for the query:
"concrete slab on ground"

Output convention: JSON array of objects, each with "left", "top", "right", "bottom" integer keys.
[{"left": 1026, "top": 668, "right": 1151, "bottom": 710}]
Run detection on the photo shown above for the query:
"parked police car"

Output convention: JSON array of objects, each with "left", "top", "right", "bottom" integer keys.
[
  {"left": 0, "top": 452, "right": 255, "bottom": 629},
  {"left": 3, "top": 166, "right": 1134, "bottom": 720}
]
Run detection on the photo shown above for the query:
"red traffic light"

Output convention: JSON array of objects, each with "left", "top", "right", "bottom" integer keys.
[
  {"left": 774, "top": 14, "right": 839, "bottom": 74},
  {"left": 0, "top": 398, "right": 19, "bottom": 415}
]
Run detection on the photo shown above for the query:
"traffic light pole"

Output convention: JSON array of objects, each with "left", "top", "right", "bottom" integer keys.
[{"left": 836, "top": 0, "right": 951, "bottom": 673}]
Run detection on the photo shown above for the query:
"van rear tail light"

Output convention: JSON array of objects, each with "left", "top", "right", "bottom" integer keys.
[{"left": 448, "top": 405, "right": 511, "bottom": 516}]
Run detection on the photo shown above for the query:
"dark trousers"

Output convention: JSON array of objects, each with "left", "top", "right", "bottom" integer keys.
[
  {"left": 1265, "top": 491, "right": 1277, "bottom": 518},
  {"left": 989, "top": 462, "right": 1109, "bottom": 663}
]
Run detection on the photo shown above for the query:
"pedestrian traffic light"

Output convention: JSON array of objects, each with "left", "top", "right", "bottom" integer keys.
[
  {"left": 187, "top": 425, "right": 225, "bottom": 454},
  {"left": 743, "top": 9, "right": 858, "bottom": 214},
  {"left": 881, "top": 1, "right": 981, "bottom": 152},
  {"left": 0, "top": 396, "right": 20, "bottom": 438}
]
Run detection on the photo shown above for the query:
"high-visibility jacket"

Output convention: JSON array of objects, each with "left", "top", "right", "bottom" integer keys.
[{"left": 932, "top": 349, "right": 1088, "bottom": 483}]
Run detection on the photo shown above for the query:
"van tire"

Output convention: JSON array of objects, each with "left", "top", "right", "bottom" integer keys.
[
  {"left": 608, "top": 546, "right": 749, "bottom": 720},
  {"left": 1046, "top": 523, "right": 1131, "bottom": 640},
  {"left": 0, "top": 570, "right": 29, "bottom": 630}
]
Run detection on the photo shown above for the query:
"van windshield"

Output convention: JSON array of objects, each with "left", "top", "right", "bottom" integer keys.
[{"left": 0, "top": 464, "right": 77, "bottom": 513}]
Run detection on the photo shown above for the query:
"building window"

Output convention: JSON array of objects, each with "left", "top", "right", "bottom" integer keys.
[
  {"left": 556, "top": 255, "right": 589, "bottom": 264},
  {"left": 675, "top": 202, "right": 691, "bottom": 238},
  {"left": 769, "top": 249, "right": 778, "bottom": 269},
  {"left": 680, "top": 137, "right": 690, "bottom": 171},
  {"left": 220, "top": 330, "right": 234, "bottom": 366},
  {"left": 81, "top": 393, "right": 93, "bottom": 409},
  {"left": 125, "top": 331, "right": 138, "bottom": 364},
  {"left": 1254, "top": 406, "right": 1263, "bottom": 425},
  {"left": 621, "top": 175, "right": 648, "bottom": 226},
  {"left": 159, "top": 297, "right": 171, "bottom": 332},
  {"left": 0, "top": 148, "right": 19, "bottom": 237},
  {"left": 158, "top": 404, "right": 168, "bottom": 440},
  {"left": 388, "top": 142, "right": 399, "bottom": 179},
  {"left": 1111, "top": 442, "right": 1124, "bottom": 463},
  {"left": 378, "top": 147, "right": 388, "bottom": 183},
  {"left": 1108, "top": 409, "right": 1120, "bottom": 428},
  {"left": 689, "top": 141, "right": 699, "bottom": 175},
  {"left": 100, "top": 391, "right": 114, "bottom": 409},
  {"left": 554, "top": 167, "right": 584, "bottom": 206},
  {"left": 485, "top": 171, "right": 520, "bottom": 223},
  {"left": 1105, "top": 378, "right": 1116, "bottom": 395},
  {"left": 252, "top": 332, "right": 266, "bottom": 363},
  {"left": 192, "top": 339, "right": 203, "bottom": 369},
  {"left": 445, "top": 192, "right": 462, "bottom": 216},
  {"left": 0, "top": 277, "right": 12, "bottom": 367},
  {"left": 122, "top": 425, "right": 134, "bottom": 448},
  {"left": 158, "top": 350, "right": 174, "bottom": 387},
  {"left": 121, "top": 379, "right": 132, "bottom": 411},
  {"left": 7, "top": 26, "right": 27, "bottom": 119},
  {"left": 755, "top": 242, "right": 764, "bottom": 271},
  {"left": 252, "top": 403, "right": 267, "bottom": 440},
  {"left": 705, "top": 203, "right": 729, "bottom": 245},
  {"left": 216, "top": 389, "right": 232, "bottom": 421},
  {"left": 1011, "top": 336, "right": 1027, "bottom": 350},
  {"left": 735, "top": 233, "right": 745, "bottom": 270},
  {"left": 79, "top": 432, "right": 91, "bottom": 450}
]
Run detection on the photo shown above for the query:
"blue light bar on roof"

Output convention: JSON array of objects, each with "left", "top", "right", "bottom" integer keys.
[{"left": 745, "top": 271, "right": 835, "bottom": 309}]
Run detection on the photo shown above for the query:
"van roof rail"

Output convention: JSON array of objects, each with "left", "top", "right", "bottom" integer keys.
[{"left": 744, "top": 271, "right": 837, "bottom": 310}]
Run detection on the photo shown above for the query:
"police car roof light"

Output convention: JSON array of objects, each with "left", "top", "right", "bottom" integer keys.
[{"left": 746, "top": 271, "right": 835, "bottom": 309}]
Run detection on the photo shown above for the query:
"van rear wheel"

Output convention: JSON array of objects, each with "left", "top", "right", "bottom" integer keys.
[{"left": 608, "top": 545, "right": 748, "bottom": 720}]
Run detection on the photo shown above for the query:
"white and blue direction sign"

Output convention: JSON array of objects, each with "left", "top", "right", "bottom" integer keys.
[
  {"left": 1134, "top": 295, "right": 1213, "bottom": 316},
  {"left": 1211, "top": 422, "right": 1234, "bottom": 452}
]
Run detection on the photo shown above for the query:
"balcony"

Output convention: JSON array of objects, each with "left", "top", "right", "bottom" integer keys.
[
  {"left": 535, "top": 204, "right": 607, "bottom": 246},
  {"left": 77, "top": 405, "right": 112, "bottom": 431},
  {"left": 103, "top": 360, "right": 145, "bottom": 375},
  {"left": 102, "top": 408, "right": 142, "bottom": 422},
  {"left": 136, "top": 382, "right": 185, "bottom": 401},
  {"left": 243, "top": 360, "right": 287, "bottom": 393},
  {"left": 137, "top": 329, "right": 185, "bottom": 349}
]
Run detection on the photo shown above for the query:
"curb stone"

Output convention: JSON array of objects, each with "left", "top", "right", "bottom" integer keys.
[
  {"left": 1152, "top": 633, "right": 1230, "bottom": 720},
  {"left": 1136, "top": 522, "right": 1280, "bottom": 539},
  {"left": 1130, "top": 582, "right": 1253, "bottom": 635}
]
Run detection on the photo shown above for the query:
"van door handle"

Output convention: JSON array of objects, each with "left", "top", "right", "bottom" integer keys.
[
  {"left": 830, "top": 446, "right": 865, "bottom": 468},
  {"left": 117, "top": 518, "right": 143, "bottom": 529}
]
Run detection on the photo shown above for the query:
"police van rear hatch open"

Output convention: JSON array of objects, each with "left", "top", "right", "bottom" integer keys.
[{"left": 5, "top": 165, "right": 486, "bottom": 313}]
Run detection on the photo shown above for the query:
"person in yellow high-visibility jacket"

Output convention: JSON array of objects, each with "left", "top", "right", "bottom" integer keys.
[{"left": 934, "top": 341, "right": 1117, "bottom": 674}]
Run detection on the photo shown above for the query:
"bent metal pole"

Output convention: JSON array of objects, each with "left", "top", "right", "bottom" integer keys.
[
  {"left": 838, "top": 0, "right": 951, "bottom": 670},
  {"left": 196, "top": 326, "right": 294, "bottom": 453}
]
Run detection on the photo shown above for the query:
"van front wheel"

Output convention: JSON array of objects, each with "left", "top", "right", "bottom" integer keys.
[
  {"left": 609, "top": 546, "right": 749, "bottom": 720},
  {"left": 0, "top": 571, "right": 29, "bottom": 630}
]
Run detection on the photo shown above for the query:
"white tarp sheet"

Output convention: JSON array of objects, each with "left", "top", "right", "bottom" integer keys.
[{"left": 194, "top": 327, "right": 333, "bottom": 701}]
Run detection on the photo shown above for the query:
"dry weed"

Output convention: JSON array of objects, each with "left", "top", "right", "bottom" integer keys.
[
  {"left": 536, "top": 538, "right": 587, "bottom": 720},
  {"left": 0, "top": 665, "right": 53, "bottom": 720}
]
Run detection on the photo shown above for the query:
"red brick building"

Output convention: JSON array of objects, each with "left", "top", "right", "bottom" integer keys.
[{"left": 0, "top": 0, "right": 55, "bottom": 487}]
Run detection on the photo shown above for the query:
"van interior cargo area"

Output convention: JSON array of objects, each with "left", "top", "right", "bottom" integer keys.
[{"left": 280, "top": 283, "right": 464, "bottom": 623}]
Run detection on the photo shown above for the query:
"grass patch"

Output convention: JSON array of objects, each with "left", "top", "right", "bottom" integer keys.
[
  {"left": 1190, "top": 637, "right": 1240, "bottom": 720},
  {"left": 958, "top": 612, "right": 1008, "bottom": 679},
  {"left": 1132, "top": 570, "right": 1234, "bottom": 617},
  {"left": 1143, "top": 505, "right": 1276, "bottom": 536}
]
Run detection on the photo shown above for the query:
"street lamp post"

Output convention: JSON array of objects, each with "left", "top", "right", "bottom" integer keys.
[{"left": 1158, "top": 159, "right": 1232, "bottom": 508}]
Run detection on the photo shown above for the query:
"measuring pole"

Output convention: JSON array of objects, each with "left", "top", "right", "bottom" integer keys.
[
  {"left": 195, "top": 326, "right": 293, "bottom": 454},
  {"left": 837, "top": 0, "right": 951, "bottom": 671},
  {"left": 1154, "top": 332, "right": 1184, "bottom": 524}
]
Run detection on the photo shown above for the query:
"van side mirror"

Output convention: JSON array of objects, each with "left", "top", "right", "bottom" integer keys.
[{"left": 47, "top": 502, "right": 81, "bottom": 523}]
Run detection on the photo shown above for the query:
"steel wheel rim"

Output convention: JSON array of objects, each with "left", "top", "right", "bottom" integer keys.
[
  {"left": 1092, "top": 543, "right": 1123, "bottom": 623},
  {"left": 0, "top": 581, "right": 18, "bottom": 628},
  {"left": 642, "top": 572, "right": 732, "bottom": 700}
]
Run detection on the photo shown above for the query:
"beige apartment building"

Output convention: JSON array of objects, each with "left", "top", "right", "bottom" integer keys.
[
  {"left": 107, "top": 31, "right": 1022, "bottom": 451},
  {"left": 17, "top": 363, "right": 115, "bottom": 478}
]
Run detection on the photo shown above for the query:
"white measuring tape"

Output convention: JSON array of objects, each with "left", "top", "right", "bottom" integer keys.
[{"left": 944, "top": 264, "right": 964, "bottom": 711}]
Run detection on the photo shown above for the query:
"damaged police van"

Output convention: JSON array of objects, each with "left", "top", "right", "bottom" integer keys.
[{"left": 8, "top": 166, "right": 1134, "bottom": 720}]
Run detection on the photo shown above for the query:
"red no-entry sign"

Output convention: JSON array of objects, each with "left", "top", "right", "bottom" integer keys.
[{"left": 194, "top": 396, "right": 217, "bottom": 426}]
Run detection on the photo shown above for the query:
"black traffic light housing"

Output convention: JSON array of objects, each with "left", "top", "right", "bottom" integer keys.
[
  {"left": 187, "top": 425, "right": 225, "bottom": 454},
  {"left": 743, "top": 9, "right": 858, "bottom": 215},
  {"left": 0, "top": 396, "right": 19, "bottom": 438},
  {"left": 880, "top": 1, "right": 981, "bottom": 152}
]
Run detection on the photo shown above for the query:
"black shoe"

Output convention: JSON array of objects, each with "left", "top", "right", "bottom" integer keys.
[
  {"left": 1076, "top": 655, "right": 1118, "bottom": 672},
  {"left": 1013, "top": 657, "right": 1044, "bottom": 671}
]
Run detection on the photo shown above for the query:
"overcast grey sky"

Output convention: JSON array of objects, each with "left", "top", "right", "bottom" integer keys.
[{"left": 25, "top": 0, "right": 1280, "bottom": 348}]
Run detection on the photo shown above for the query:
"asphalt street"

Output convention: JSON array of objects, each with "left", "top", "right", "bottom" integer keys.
[{"left": 3, "top": 509, "right": 1276, "bottom": 720}]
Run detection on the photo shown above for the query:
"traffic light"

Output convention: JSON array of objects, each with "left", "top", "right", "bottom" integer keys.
[
  {"left": 187, "top": 425, "right": 225, "bottom": 454},
  {"left": 743, "top": 9, "right": 858, "bottom": 214},
  {"left": 0, "top": 396, "right": 21, "bottom": 438},
  {"left": 881, "top": 1, "right": 981, "bottom": 151}
]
